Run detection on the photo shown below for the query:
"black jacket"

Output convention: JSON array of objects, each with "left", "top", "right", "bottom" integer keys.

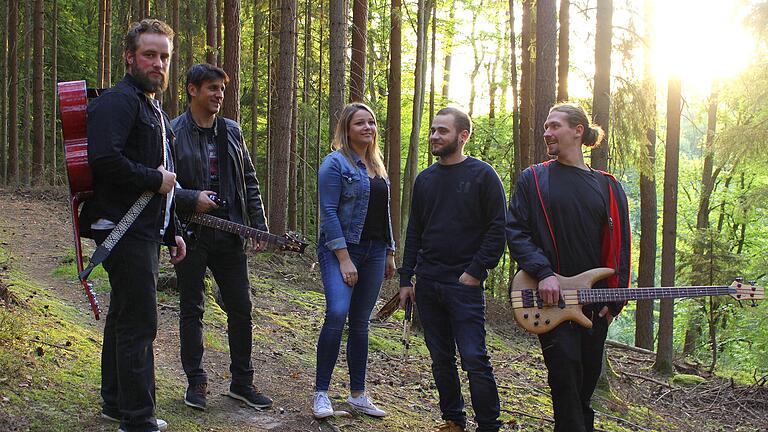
[
  {"left": 80, "top": 74, "right": 179, "bottom": 245},
  {"left": 171, "top": 111, "right": 268, "bottom": 233},
  {"left": 506, "top": 160, "right": 631, "bottom": 315}
]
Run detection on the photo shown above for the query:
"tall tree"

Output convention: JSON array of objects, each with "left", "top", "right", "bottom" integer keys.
[
  {"left": 184, "top": 0, "right": 193, "bottom": 72},
  {"left": 50, "top": 0, "right": 58, "bottom": 185},
  {"left": 557, "top": 0, "right": 568, "bottom": 101},
  {"left": 288, "top": 13, "right": 298, "bottom": 231},
  {"left": 217, "top": 0, "right": 224, "bottom": 66},
  {"left": 440, "top": 0, "right": 456, "bottom": 103},
  {"left": 590, "top": 0, "right": 612, "bottom": 171},
  {"left": 386, "top": 0, "right": 402, "bottom": 247},
  {"left": 0, "top": 0, "right": 7, "bottom": 183},
  {"left": 7, "top": 0, "right": 17, "bottom": 184},
  {"left": 97, "top": 0, "right": 106, "bottom": 88},
  {"left": 251, "top": 5, "right": 262, "bottom": 162},
  {"left": 301, "top": 0, "right": 310, "bottom": 234},
  {"left": 168, "top": 0, "right": 179, "bottom": 118},
  {"left": 268, "top": 0, "right": 296, "bottom": 234},
  {"left": 533, "top": 0, "right": 556, "bottom": 163},
  {"left": 508, "top": 0, "right": 521, "bottom": 182},
  {"left": 31, "top": 0, "right": 44, "bottom": 184},
  {"left": 655, "top": 77, "right": 682, "bottom": 374},
  {"left": 427, "top": 0, "right": 436, "bottom": 166},
  {"left": 519, "top": 0, "right": 534, "bottom": 168},
  {"left": 400, "top": 0, "right": 430, "bottom": 239},
  {"left": 635, "top": 0, "right": 657, "bottom": 350},
  {"left": 206, "top": 0, "right": 217, "bottom": 65},
  {"left": 328, "top": 0, "right": 346, "bottom": 135},
  {"left": 468, "top": 0, "right": 484, "bottom": 117},
  {"left": 350, "top": 0, "right": 367, "bottom": 102},
  {"left": 22, "top": 0, "right": 32, "bottom": 185},
  {"left": 105, "top": 0, "right": 112, "bottom": 86},
  {"left": 223, "top": 0, "right": 241, "bottom": 122}
]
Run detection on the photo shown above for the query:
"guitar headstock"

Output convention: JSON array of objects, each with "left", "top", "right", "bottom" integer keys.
[
  {"left": 280, "top": 231, "right": 309, "bottom": 254},
  {"left": 729, "top": 278, "right": 764, "bottom": 304}
]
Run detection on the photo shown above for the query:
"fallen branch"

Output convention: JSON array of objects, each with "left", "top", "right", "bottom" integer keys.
[
  {"left": 605, "top": 339, "right": 655, "bottom": 355},
  {"left": 500, "top": 408, "right": 554, "bottom": 423},
  {"left": 620, "top": 370, "right": 673, "bottom": 389},
  {"left": 595, "top": 409, "right": 653, "bottom": 431}
]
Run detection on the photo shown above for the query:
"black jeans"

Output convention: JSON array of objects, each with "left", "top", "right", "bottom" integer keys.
[
  {"left": 538, "top": 307, "right": 609, "bottom": 432},
  {"left": 415, "top": 277, "right": 502, "bottom": 432},
  {"left": 175, "top": 227, "right": 254, "bottom": 387},
  {"left": 95, "top": 231, "right": 161, "bottom": 432}
]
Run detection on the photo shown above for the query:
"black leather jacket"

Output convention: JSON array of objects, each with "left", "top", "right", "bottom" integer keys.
[
  {"left": 81, "top": 74, "right": 179, "bottom": 245},
  {"left": 171, "top": 111, "right": 268, "bottom": 234}
]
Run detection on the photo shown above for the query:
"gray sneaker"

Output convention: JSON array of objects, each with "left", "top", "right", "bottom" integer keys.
[
  {"left": 347, "top": 393, "right": 386, "bottom": 417},
  {"left": 313, "top": 391, "right": 334, "bottom": 419},
  {"left": 117, "top": 418, "right": 167, "bottom": 432}
]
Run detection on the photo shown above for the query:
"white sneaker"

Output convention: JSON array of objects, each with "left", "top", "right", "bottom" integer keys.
[
  {"left": 313, "top": 391, "right": 334, "bottom": 419},
  {"left": 347, "top": 393, "right": 386, "bottom": 417},
  {"left": 117, "top": 418, "right": 167, "bottom": 432}
]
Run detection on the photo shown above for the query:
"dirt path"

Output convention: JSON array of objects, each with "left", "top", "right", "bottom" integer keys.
[{"left": 0, "top": 190, "right": 331, "bottom": 432}]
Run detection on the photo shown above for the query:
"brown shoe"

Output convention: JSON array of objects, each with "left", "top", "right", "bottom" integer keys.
[{"left": 435, "top": 420, "right": 466, "bottom": 432}]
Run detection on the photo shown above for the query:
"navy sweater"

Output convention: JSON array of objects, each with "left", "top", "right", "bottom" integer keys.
[{"left": 399, "top": 157, "right": 507, "bottom": 286}]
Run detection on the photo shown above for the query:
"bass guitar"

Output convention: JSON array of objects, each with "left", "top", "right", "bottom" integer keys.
[
  {"left": 511, "top": 267, "right": 764, "bottom": 334},
  {"left": 185, "top": 212, "right": 308, "bottom": 254}
]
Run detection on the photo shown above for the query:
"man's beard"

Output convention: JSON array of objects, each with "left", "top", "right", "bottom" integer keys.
[
  {"left": 130, "top": 62, "right": 168, "bottom": 94},
  {"left": 431, "top": 135, "right": 460, "bottom": 157}
]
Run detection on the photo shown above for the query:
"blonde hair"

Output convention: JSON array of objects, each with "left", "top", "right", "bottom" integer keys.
[{"left": 331, "top": 103, "right": 387, "bottom": 177}]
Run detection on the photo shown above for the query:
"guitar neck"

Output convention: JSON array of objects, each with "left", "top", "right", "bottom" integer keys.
[
  {"left": 189, "top": 212, "right": 283, "bottom": 247},
  {"left": 578, "top": 286, "right": 734, "bottom": 304}
]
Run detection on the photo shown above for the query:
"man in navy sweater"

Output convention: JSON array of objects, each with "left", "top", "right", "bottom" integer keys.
[{"left": 399, "top": 107, "right": 507, "bottom": 432}]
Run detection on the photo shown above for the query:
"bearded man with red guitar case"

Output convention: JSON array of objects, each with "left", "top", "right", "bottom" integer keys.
[{"left": 78, "top": 19, "right": 186, "bottom": 432}]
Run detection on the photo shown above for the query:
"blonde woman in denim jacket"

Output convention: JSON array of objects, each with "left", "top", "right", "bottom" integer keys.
[{"left": 313, "top": 103, "right": 396, "bottom": 419}]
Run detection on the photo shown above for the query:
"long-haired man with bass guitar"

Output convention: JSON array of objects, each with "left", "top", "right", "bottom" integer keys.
[
  {"left": 171, "top": 63, "right": 273, "bottom": 412},
  {"left": 506, "top": 103, "right": 631, "bottom": 432},
  {"left": 81, "top": 19, "right": 185, "bottom": 432}
]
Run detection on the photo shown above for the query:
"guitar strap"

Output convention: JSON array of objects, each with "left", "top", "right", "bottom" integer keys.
[{"left": 79, "top": 101, "right": 169, "bottom": 280}]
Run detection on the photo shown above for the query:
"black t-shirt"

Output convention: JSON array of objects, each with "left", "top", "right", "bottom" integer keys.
[
  {"left": 548, "top": 161, "right": 607, "bottom": 278},
  {"left": 360, "top": 176, "right": 388, "bottom": 241}
]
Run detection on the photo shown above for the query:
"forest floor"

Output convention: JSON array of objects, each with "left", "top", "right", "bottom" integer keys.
[{"left": 0, "top": 188, "right": 766, "bottom": 432}]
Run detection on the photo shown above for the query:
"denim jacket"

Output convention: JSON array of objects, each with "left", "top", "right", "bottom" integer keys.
[{"left": 318, "top": 150, "right": 395, "bottom": 252}]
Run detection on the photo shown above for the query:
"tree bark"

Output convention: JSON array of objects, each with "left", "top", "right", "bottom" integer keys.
[
  {"left": 328, "top": 0, "right": 346, "bottom": 135},
  {"left": 0, "top": 0, "right": 8, "bottom": 183},
  {"left": 557, "top": 0, "right": 568, "bottom": 102},
  {"left": 288, "top": 14, "right": 298, "bottom": 232},
  {"left": 184, "top": 0, "right": 193, "bottom": 72},
  {"left": 168, "top": 0, "right": 179, "bottom": 118},
  {"left": 22, "top": 0, "right": 32, "bottom": 185},
  {"left": 223, "top": 0, "right": 241, "bottom": 122},
  {"left": 533, "top": 0, "right": 556, "bottom": 163},
  {"left": 268, "top": 0, "right": 296, "bottom": 235},
  {"left": 252, "top": 6, "right": 262, "bottom": 164},
  {"left": 7, "top": 0, "right": 17, "bottom": 184},
  {"left": 50, "top": 0, "right": 58, "bottom": 184},
  {"left": 520, "top": 0, "right": 534, "bottom": 169},
  {"left": 98, "top": 0, "right": 106, "bottom": 88},
  {"left": 427, "top": 0, "right": 436, "bottom": 166},
  {"left": 206, "top": 0, "right": 217, "bottom": 65},
  {"left": 105, "top": 0, "right": 112, "bottom": 86},
  {"left": 635, "top": 0, "right": 656, "bottom": 350},
  {"left": 217, "top": 0, "right": 223, "bottom": 66},
  {"left": 591, "top": 0, "right": 612, "bottom": 171},
  {"left": 301, "top": 0, "right": 310, "bottom": 234},
  {"left": 31, "top": 0, "right": 44, "bottom": 184},
  {"left": 655, "top": 77, "right": 682, "bottom": 375},
  {"left": 386, "top": 0, "right": 401, "bottom": 248},
  {"left": 350, "top": 0, "right": 367, "bottom": 102},
  {"left": 509, "top": 0, "right": 521, "bottom": 184}
]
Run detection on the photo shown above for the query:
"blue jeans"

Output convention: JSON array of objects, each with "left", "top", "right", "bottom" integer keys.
[
  {"left": 315, "top": 240, "right": 386, "bottom": 392},
  {"left": 416, "top": 277, "right": 502, "bottom": 432}
]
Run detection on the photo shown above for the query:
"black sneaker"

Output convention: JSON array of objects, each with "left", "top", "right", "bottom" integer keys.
[
  {"left": 227, "top": 384, "right": 273, "bottom": 409},
  {"left": 184, "top": 382, "right": 208, "bottom": 411}
]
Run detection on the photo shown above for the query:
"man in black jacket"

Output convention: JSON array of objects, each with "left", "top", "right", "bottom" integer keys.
[
  {"left": 172, "top": 63, "right": 272, "bottom": 411},
  {"left": 506, "top": 103, "right": 631, "bottom": 432},
  {"left": 82, "top": 19, "right": 185, "bottom": 432},
  {"left": 398, "top": 107, "right": 507, "bottom": 432}
]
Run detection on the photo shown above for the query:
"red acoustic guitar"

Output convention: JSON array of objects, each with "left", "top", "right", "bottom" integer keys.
[{"left": 58, "top": 80, "right": 101, "bottom": 319}]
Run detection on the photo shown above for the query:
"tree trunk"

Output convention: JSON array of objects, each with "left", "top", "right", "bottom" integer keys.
[
  {"left": 520, "top": 0, "right": 534, "bottom": 169},
  {"left": 440, "top": 0, "right": 456, "bottom": 103},
  {"left": 427, "top": 0, "right": 436, "bottom": 166},
  {"left": 328, "top": 0, "right": 346, "bottom": 135},
  {"left": 217, "top": 0, "right": 223, "bottom": 66},
  {"left": 168, "top": 0, "right": 179, "bottom": 118},
  {"left": 315, "top": 0, "right": 323, "bottom": 239},
  {"left": 301, "top": 0, "right": 310, "bottom": 235},
  {"left": 98, "top": 0, "right": 106, "bottom": 88},
  {"left": 400, "top": 0, "right": 429, "bottom": 241},
  {"left": 654, "top": 77, "right": 682, "bottom": 375},
  {"left": 557, "top": 0, "right": 568, "bottom": 102},
  {"left": 31, "top": 0, "right": 44, "bottom": 184},
  {"left": 0, "top": 0, "right": 8, "bottom": 183},
  {"left": 386, "top": 0, "right": 401, "bottom": 248},
  {"left": 105, "top": 0, "right": 111, "bottom": 86},
  {"left": 468, "top": 0, "right": 483, "bottom": 118},
  {"left": 288, "top": 16, "right": 298, "bottom": 232},
  {"left": 350, "top": 0, "right": 367, "bottom": 102},
  {"left": 533, "top": 0, "right": 555, "bottom": 163},
  {"left": 692, "top": 86, "right": 718, "bottom": 281},
  {"left": 184, "top": 0, "right": 193, "bottom": 72},
  {"left": 206, "top": 0, "right": 217, "bottom": 65},
  {"left": 22, "top": 0, "right": 32, "bottom": 185},
  {"left": 252, "top": 6, "right": 262, "bottom": 164},
  {"left": 590, "top": 0, "right": 612, "bottom": 171},
  {"left": 268, "top": 0, "right": 296, "bottom": 235},
  {"left": 223, "top": 0, "right": 241, "bottom": 122},
  {"left": 509, "top": 0, "right": 521, "bottom": 184},
  {"left": 50, "top": 0, "right": 58, "bottom": 185},
  {"left": 7, "top": 0, "right": 17, "bottom": 184},
  {"left": 635, "top": 0, "right": 656, "bottom": 350}
]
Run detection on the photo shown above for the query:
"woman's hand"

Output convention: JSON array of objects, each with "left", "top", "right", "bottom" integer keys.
[
  {"left": 339, "top": 258, "right": 358, "bottom": 287},
  {"left": 384, "top": 254, "right": 396, "bottom": 279}
]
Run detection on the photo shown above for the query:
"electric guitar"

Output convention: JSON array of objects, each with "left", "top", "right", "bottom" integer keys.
[
  {"left": 58, "top": 80, "right": 101, "bottom": 319},
  {"left": 186, "top": 212, "right": 308, "bottom": 254},
  {"left": 511, "top": 267, "right": 764, "bottom": 334}
]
